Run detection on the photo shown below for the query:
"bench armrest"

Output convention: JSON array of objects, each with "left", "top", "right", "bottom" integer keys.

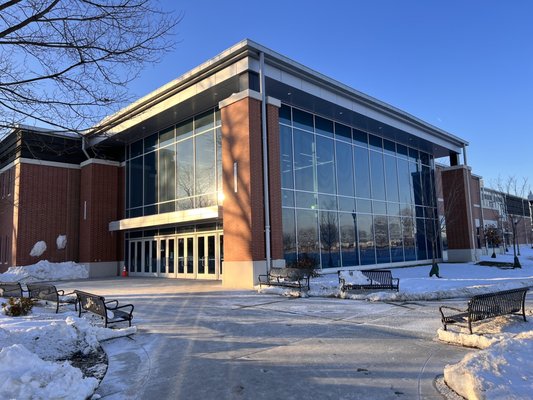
[
  {"left": 439, "top": 305, "right": 466, "bottom": 317},
  {"left": 105, "top": 299, "right": 119, "bottom": 308},
  {"left": 108, "top": 303, "right": 134, "bottom": 314}
]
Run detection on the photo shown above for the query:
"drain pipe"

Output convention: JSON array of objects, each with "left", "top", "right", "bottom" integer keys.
[
  {"left": 259, "top": 51, "right": 272, "bottom": 272},
  {"left": 81, "top": 136, "right": 91, "bottom": 160}
]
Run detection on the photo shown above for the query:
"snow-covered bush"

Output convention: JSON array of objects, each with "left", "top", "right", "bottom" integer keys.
[{"left": 2, "top": 297, "right": 36, "bottom": 316}]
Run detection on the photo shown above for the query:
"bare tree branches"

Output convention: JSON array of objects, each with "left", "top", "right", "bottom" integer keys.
[{"left": 0, "top": 0, "right": 180, "bottom": 136}]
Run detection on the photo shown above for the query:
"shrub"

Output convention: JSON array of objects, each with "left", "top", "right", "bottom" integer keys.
[
  {"left": 288, "top": 254, "right": 320, "bottom": 277},
  {"left": 2, "top": 297, "right": 36, "bottom": 316}
]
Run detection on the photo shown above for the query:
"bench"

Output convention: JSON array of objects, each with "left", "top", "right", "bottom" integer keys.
[
  {"left": 27, "top": 283, "right": 77, "bottom": 313},
  {"left": 338, "top": 269, "right": 400, "bottom": 292},
  {"left": 258, "top": 268, "right": 311, "bottom": 291},
  {"left": 0, "top": 282, "right": 25, "bottom": 298},
  {"left": 439, "top": 288, "right": 529, "bottom": 334},
  {"left": 74, "top": 290, "right": 134, "bottom": 328}
]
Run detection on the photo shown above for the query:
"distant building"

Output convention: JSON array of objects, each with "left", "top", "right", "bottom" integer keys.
[{"left": 0, "top": 40, "right": 478, "bottom": 287}]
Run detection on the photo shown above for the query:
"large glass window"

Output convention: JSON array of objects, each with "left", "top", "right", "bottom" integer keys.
[
  {"left": 279, "top": 105, "right": 441, "bottom": 269},
  {"left": 126, "top": 108, "right": 221, "bottom": 216}
]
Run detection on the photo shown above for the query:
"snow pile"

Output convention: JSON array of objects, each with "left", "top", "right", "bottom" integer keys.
[
  {"left": 56, "top": 235, "right": 67, "bottom": 250},
  {"left": 0, "top": 260, "right": 89, "bottom": 283},
  {"left": 338, "top": 270, "right": 372, "bottom": 284},
  {"left": 0, "top": 308, "right": 136, "bottom": 399},
  {"left": 0, "top": 344, "right": 98, "bottom": 400},
  {"left": 30, "top": 241, "right": 47, "bottom": 257},
  {"left": 444, "top": 331, "right": 533, "bottom": 400}
]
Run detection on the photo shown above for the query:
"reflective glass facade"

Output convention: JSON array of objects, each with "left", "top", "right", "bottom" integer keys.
[
  {"left": 126, "top": 108, "right": 222, "bottom": 217},
  {"left": 280, "top": 105, "right": 440, "bottom": 269}
]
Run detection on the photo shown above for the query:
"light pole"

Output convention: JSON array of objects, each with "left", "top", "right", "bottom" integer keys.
[{"left": 513, "top": 218, "right": 521, "bottom": 268}]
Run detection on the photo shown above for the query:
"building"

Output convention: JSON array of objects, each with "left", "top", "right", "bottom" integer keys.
[{"left": 0, "top": 40, "right": 475, "bottom": 287}]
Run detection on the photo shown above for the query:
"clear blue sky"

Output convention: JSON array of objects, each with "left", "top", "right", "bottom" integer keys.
[{"left": 132, "top": 0, "right": 533, "bottom": 191}]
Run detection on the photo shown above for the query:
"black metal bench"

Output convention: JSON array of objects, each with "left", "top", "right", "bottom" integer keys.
[
  {"left": 0, "top": 282, "right": 25, "bottom": 298},
  {"left": 439, "top": 288, "right": 529, "bottom": 334},
  {"left": 338, "top": 269, "right": 400, "bottom": 292},
  {"left": 258, "top": 267, "right": 311, "bottom": 291},
  {"left": 74, "top": 290, "right": 134, "bottom": 328},
  {"left": 27, "top": 283, "right": 76, "bottom": 313}
]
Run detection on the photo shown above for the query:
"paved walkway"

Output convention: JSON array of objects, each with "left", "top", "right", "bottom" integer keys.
[{"left": 59, "top": 278, "right": 473, "bottom": 400}]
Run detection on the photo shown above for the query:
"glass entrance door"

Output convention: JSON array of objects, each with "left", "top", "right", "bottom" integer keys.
[
  {"left": 158, "top": 238, "right": 176, "bottom": 278},
  {"left": 176, "top": 236, "right": 196, "bottom": 278},
  {"left": 197, "top": 234, "right": 219, "bottom": 279}
]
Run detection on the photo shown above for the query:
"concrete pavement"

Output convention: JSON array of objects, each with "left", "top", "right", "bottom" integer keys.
[{"left": 58, "top": 278, "right": 472, "bottom": 400}]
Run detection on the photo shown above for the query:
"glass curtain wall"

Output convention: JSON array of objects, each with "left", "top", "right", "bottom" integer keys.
[
  {"left": 279, "top": 104, "right": 439, "bottom": 269},
  {"left": 125, "top": 109, "right": 222, "bottom": 217}
]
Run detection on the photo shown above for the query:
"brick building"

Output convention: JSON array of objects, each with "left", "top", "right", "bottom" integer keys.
[{"left": 0, "top": 40, "right": 483, "bottom": 287}]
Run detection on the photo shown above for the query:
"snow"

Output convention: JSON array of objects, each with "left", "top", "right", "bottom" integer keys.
[
  {"left": 56, "top": 235, "right": 67, "bottom": 250},
  {"left": 30, "top": 240, "right": 47, "bottom": 257},
  {"left": 0, "top": 260, "right": 134, "bottom": 400},
  {"left": 257, "top": 246, "right": 533, "bottom": 399},
  {"left": 0, "top": 260, "right": 88, "bottom": 283}
]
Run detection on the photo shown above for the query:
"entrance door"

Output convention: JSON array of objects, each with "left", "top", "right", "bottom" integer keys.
[
  {"left": 176, "top": 236, "right": 196, "bottom": 278},
  {"left": 197, "top": 234, "right": 219, "bottom": 280},
  {"left": 158, "top": 238, "right": 176, "bottom": 278}
]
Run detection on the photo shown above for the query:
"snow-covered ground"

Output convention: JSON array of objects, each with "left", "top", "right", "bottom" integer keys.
[
  {"left": 258, "top": 246, "right": 533, "bottom": 400},
  {"left": 0, "top": 260, "right": 134, "bottom": 400}
]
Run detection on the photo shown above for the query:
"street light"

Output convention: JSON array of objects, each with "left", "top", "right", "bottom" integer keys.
[{"left": 513, "top": 218, "right": 521, "bottom": 268}]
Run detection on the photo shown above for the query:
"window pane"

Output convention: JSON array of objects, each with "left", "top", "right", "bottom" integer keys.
[
  {"left": 389, "top": 216, "right": 404, "bottom": 262},
  {"left": 293, "top": 108, "right": 313, "bottom": 131},
  {"left": 397, "top": 159, "right": 412, "bottom": 204},
  {"left": 195, "top": 110, "right": 214, "bottom": 134},
  {"left": 282, "top": 189, "right": 295, "bottom": 207},
  {"left": 280, "top": 125, "right": 294, "bottom": 189},
  {"left": 176, "top": 118, "right": 193, "bottom": 140},
  {"left": 177, "top": 139, "right": 194, "bottom": 201},
  {"left": 279, "top": 104, "right": 292, "bottom": 125},
  {"left": 375, "top": 215, "right": 390, "bottom": 264},
  {"left": 357, "top": 214, "right": 375, "bottom": 265},
  {"left": 144, "top": 152, "right": 157, "bottom": 206},
  {"left": 158, "top": 145, "right": 176, "bottom": 203},
  {"left": 354, "top": 147, "right": 370, "bottom": 198},
  {"left": 410, "top": 161, "right": 422, "bottom": 205},
  {"left": 319, "top": 211, "right": 340, "bottom": 268},
  {"left": 293, "top": 128, "right": 315, "bottom": 192},
  {"left": 353, "top": 129, "right": 368, "bottom": 147},
  {"left": 370, "top": 151, "right": 386, "bottom": 200},
  {"left": 336, "top": 141, "right": 354, "bottom": 197},
  {"left": 159, "top": 127, "right": 175, "bottom": 148},
  {"left": 216, "top": 128, "right": 222, "bottom": 200},
  {"left": 315, "top": 116, "right": 333, "bottom": 137},
  {"left": 316, "top": 136, "right": 336, "bottom": 194},
  {"left": 195, "top": 132, "right": 215, "bottom": 199},
  {"left": 339, "top": 212, "right": 358, "bottom": 266},
  {"left": 296, "top": 209, "right": 319, "bottom": 261},
  {"left": 335, "top": 122, "right": 351, "bottom": 142},
  {"left": 131, "top": 140, "right": 143, "bottom": 157},
  {"left": 384, "top": 154, "right": 399, "bottom": 202},
  {"left": 144, "top": 133, "right": 158, "bottom": 152},
  {"left": 295, "top": 191, "right": 317, "bottom": 209},
  {"left": 416, "top": 218, "right": 427, "bottom": 260},
  {"left": 369, "top": 134, "right": 382, "bottom": 151},
  {"left": 282, "top": 208, "right": 297, "bottom": 264},
  {"left": 403, "top": 217, "right": 416, "bottom": 261}
]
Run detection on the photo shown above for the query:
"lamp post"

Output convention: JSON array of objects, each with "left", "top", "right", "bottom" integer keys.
[{"left": 513, "top": 218, "right": 521, "bottom": 268}]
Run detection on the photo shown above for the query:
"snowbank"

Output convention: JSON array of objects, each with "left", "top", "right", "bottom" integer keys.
[
  {"left": 0, "top": 344, "right": 98, "bottom": 400},
  {"left": 0, "top": 260, "right": 88, "bottom": 283},
  {"left": 444, "top": 331, "right": 533, "bottom": 400}
]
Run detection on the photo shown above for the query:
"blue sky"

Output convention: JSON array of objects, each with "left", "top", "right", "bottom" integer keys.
[{"left": 132, "top": 0, "right": 533, "bottom": 192}]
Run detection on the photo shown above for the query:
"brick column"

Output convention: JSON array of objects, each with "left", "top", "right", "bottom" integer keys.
[
  {"left": 442, "top": 165, "right": 476, "bottom": 262},
  {"left": 79, "top": 160, "right": 121, "bottom": 277}
]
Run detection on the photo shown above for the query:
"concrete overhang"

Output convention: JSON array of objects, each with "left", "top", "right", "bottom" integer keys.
[
  {"left": 109, "top": 206, "right": 222, "bottom": 231},
  {"left": 89, "top": 39, "right": 468, "bottom": 158}
]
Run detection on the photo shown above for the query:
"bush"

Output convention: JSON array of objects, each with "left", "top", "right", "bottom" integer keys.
[
  {"left": 2, "top": 297, "right": 36, "bottom": 316},
  {"left": 288, "top": 254, "right": 320, "bottom": 277}
]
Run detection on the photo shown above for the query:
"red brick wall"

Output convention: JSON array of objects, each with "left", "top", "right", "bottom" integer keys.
[
  {"left": 0, "top": 166, "right": 16, "bottom": 272},
  {"left": 267, "top": 103, "right": 284, "bottom": 260},
  {"left": 79, "top": 163, "right": 121, "bottom": 263},
  {"left": 15, "top": 163, "right": 80, "bottom": 267},
  {"left": 442, "top": 167, "right": 475, "bottom": 250},
  {"left": 221, "top": 97, "right": 266, "bottom": 262}
]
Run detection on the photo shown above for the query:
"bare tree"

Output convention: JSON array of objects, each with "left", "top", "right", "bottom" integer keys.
[
  {"left": 0, "top": 0, "right": 179, "bottom": 136},
  {"left": 495, "top": 176, "right": 530, "bottom": 268}
]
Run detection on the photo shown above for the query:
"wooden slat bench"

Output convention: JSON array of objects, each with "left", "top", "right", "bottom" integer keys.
[
  {"left": 75, "top": 290, "right": 134, "bottom": 328},
  {"left": 258, "top": 268, "right": 311, "bottom": 291},
  {"left": 0, "top": 282, "right": 25, "bottom": 298},
  {"left": 27, "top": 283, "right": 76, "bottom": 313},
  {"left": 338, "top": 269, "right": 400, "bottom": 292},
  {"left": 439, "top": 288, "right": 529, "bottom": 334}
]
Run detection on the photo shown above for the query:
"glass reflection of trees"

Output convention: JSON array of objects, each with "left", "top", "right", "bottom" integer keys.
[{"left": 280, "top": 104, "right": 440, "bottom": 269}]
